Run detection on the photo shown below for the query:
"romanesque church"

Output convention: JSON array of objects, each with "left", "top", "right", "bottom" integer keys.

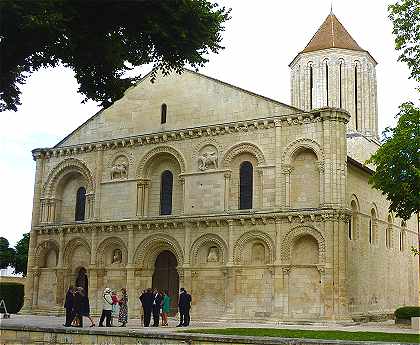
[{"left": 24, "top": 12, "right": 419, "bottom": 321}]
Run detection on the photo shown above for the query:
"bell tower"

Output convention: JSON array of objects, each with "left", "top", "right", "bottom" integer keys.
[{"left": 290, "top": 11, "right": 379, "bottom": 140}]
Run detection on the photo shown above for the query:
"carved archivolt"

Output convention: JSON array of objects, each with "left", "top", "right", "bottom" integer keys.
[
  {"left": 222, "top": 142, "right": 266, "bottom": 167},
  {"left": 34, "top": 239, "right": 59, "bottom": 267},
  {"left": 281, "top": 138, "right": 324, "bottom": 166},
  {"left": 133, "top": 233, "right": 184, "bottom": 269},
  {"left": 233, "top": 230, "right": 274, "bottom": 264},
  {"left": 190, "top": 233, "right": 227, "bottom": 265},
  {"left": 95, "top": 236, "right": 128, "bottom": 267},
  {"left": 281, "top": 225, "right": 325, "bottom": 264},
  {"left": 63, "top": 237, "right": 91, "bottom": 266},
  {"left": 42, "top": 158, "right": 95, "bottom": 197},
  {"left": 136, "top": 146, "right": 186, "bottom": 178}
]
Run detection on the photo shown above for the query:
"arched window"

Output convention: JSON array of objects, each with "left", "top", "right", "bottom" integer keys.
[
  {"left": 239, "top": 161, "right": 253, "bottom": 210},
  {"left": 354, "top": 64, "right": 358, "bottom": 130},
  {"left": 161, "top": 103, "right": 167, "bottom": 124},
  {"left": 75, "top": 187, "right": 86, "bottom": 221},
  {"left": 400, "top": 221, "right": 406, "bottom": 251},
  {"left": 309, "top": 65, "right": 314, "bottom": 109},
  {"left": 386, "top": 215, "right": 393, "bottom": 249},
  {"left": 349, "top": 200, "right": 358, "bottom": 240},
  {"left": 160, "top": 170, "right": 173, "bottom": 215},
  {"left": 369, "top": 208, "right": 376, "bottom": 244},
  {"left": 339, "top": 61, "right": 343, "bottom": 108},
  {"left": 325, "top": 61, "right": 329, "bottom": 107}
]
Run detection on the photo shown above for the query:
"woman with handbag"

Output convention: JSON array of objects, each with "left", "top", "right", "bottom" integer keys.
[{"left": 118, "top": 288, "right": 128, "bottom": 327}]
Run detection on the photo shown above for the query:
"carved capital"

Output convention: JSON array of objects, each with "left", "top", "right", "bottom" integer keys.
[{"left": 281, "top": 165, "right": 294, "bottom": 175}]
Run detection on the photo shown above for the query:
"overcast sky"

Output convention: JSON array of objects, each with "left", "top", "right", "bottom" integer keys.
[{"left": 1, "top": 0, "right": 418, "bottom": 245}]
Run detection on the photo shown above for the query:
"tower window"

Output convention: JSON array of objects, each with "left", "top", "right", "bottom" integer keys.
[
  {"left": 325, "top": 62, "right": 329, "bottom": 107},
  {"left": 239, "top": 161, "right": 253, "bottom": 210},
  {"left": 161, "top": 103, "right": 167, "bottom": 124},
  {"left": 75, "top": 187, "right": 86, "bottom": 221},
  {"left": 309, "top": 66, "right": 313, "bottom": 110},
  {"left": 339, "top": 62, "right": 343, "bottom": 108},
  {"left": 160, "top": 170, "right": 173, "bottom": 215},
  {"left": 354, "top": 66, "right": 358, "bottom": 130}
]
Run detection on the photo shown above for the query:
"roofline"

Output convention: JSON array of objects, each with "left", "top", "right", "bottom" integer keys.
[
  {"left": 183, "top": 68, "right": 303, "bottom": 112},
  {"left": 347, "top": 156, "right": 374, "bottom": 175},
  {"left": 53, "top": 71, "right": 155, "bottom": 148},
  {"left": 53, "top": 68, "right": 304, "bottom": 148},
  {"left": 289, "top": 48, "right": 378, "bottom": 67}
]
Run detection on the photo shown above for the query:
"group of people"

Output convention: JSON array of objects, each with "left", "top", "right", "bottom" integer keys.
[
  {"left": 139, "top": 287, "right": 191, "bottom": 327},
  {"left": 63, "top": 286, "right": 128, "bottom": 328},
  {"left": 63, "top": 286, "right": 191, "bottom": 328}
]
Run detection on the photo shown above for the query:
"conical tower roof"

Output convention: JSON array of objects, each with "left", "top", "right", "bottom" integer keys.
[{"left": 302, "top": 12, "right": 364, "bottom": 53}]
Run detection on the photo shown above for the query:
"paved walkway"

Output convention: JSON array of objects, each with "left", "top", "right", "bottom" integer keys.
[{"left": 0, "top": 314, "right": 417, "bottom": 335}]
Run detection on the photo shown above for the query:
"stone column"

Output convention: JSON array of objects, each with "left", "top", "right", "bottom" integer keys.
[
  {"left": 90, "top": 227, "right": 97, "bottom": 265},
  {"left": 282, "top": 165, "right": 294, "bottom": 208},
  {"left": 32, "top": 270, "right": 40, "bottom": 306},
  {"left": 317, "top": 161, "right": 325, "bottom": 206},
  {"left": 31, "top": 149, "right": 45, "bottom": 227},
  {"left": 55, "top": 269, "right": 65, "bottom": 306},
  {"left": 184, "top": 223, "right": 191, "bottom": 266},
  {"left": 179, "top": 177, "right": 185, "bottom": 214},
  {"left": 94, "top": 144, "right": 104, "bottom": 220},
  {"left": 136, "top": 181, "right": 145, "bottom": 217},
  {"left": 224, "top": 172, "right": 231, "bottom": 211},
  {"left": 58, "top": 229, "right": 65, "bottom": 267},
  {"left": 88, "top": 268, "right": 98, "bottom": 314},
  {"left": 257, "top": 168, "right": 264, "bottom": 209},
  {"left": 282, "top": 267, "right": 291, "bottom": 317},
  {"left": 143, "top": 180, "right": 150, "bottom": 217},
  {"left": 126, "top": 266, "right": 136, "bottom": 318},
  {"left": 127, "top": 225, "right": 134, "bottom": 263}
]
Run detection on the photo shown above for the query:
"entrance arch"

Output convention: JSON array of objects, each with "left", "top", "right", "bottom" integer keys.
[
  {"left": 75, "top": 267, "right": 88, "bottom": 296},
  {"left": 152, "top": 251, "right": 179, "bottom": 314}
]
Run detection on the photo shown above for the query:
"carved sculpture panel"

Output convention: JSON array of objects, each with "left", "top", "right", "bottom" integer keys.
[
  {"left": 110, "top": 155, "right": 129, "bottom": 180},
  {"left": 197, "top": 144, "right": 218, "bottom": 171}
]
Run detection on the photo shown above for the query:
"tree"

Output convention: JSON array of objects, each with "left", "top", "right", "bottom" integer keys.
[
  {"left": 0, "top": 0, "right": 230, "bottom": 112},
  {"left": 388, "top": 0, "right": 420, "bottom": 85},
  {"left": 14, "top": 233, "right": 30, "bottom": 276},
  {"left": 0, "top": 237, "right": 16, "bottom": 269},
  {"left": 366, "top": 102, "right": 420, "bottom": 258},
  {"left": 367, "top": 102, "right": 420, "bottom": 220}
]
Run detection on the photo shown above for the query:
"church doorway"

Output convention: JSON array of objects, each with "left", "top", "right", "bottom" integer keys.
[
  {"left": 75, "top": 267, "right": 88, "bottom": 296},
  {"left": 152, "top": 251, "right": 179, "bottom": 314}
]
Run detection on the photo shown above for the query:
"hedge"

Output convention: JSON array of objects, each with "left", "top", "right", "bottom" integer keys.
[
  {"left": 0, "top": 282, "right": 24, "bottom": 314},
  {"left": 395, "top": 306, "right": 420, "bottom": 320}
]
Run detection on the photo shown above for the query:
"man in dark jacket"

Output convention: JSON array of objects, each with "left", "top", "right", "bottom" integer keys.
[
  {"left": 152, "top": 289, "right": 162, "bottom": 327},
  {"left": 139, "top": 288, "right": 154, "bottom": 327},
  {"left": 63, "top": 286, "right": 74, "bottom": 327},
  {"left": 177, "top": 287, "right": 192, "bottom": 327}
]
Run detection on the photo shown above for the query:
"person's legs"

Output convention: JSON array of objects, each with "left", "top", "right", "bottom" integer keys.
[
  {"left": 152, "top": 306, "right": 159, "bottom": 326},
  {"left": 98, "top": 310, "right": 106, "bottom": 326},
  {"left": 184, "top": 307, "right": 190, "bottom": 326},
  {"left": 177, "top": 309, "right": 185, "bottom": 326},
  {"left": 105, "top": 310, "right": 112, "bottom": 327},
  {"left": 64, "top": 308, "right": 73, "bottom": 326},
  {"left": 144, "top": 308, "right": 151, "bottom": 327},
  {"left": 87, "top": 315, "right": 95, "bottom": 326}
]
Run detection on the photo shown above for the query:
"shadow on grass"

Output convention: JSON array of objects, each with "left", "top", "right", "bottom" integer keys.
[{"left": 184, "top": 328, "right": 420, "bottom": 344}]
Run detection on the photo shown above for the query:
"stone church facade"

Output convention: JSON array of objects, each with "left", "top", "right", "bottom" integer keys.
[{"left": 23, "top": 13, "right": 418, "bottom": 321}]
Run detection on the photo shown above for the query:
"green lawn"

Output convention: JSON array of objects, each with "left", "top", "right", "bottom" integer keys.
[{"left": 185, "top": 328, "right": 420, "bottom": 343}]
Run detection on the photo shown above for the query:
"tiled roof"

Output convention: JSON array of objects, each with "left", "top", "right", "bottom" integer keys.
[{"left": 302, "top": 13, "right": 364, "bottom": 53}]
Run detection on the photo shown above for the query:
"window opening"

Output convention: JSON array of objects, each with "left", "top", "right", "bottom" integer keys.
[
  {"left": 161, "top": 103, "right": 167, "bottom": 124},
  {"left": 160, "top": 170, "right": 173, "bottom": 215},
  {"left": 75, "top": 187, "right": 86, "bottom": 221},
  {"left": 239, "top": 161, "right": 253, "bottom": 210}
]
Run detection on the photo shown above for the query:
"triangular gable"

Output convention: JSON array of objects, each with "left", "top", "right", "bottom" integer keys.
[{"left": 56, "top": 69, "right": 301, "bottom": 147}]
